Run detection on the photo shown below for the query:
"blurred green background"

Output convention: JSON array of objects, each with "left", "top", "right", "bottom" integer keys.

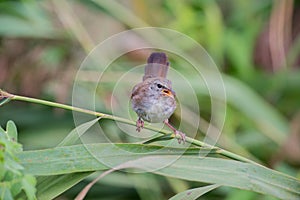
[{"left": 0, "top": 0, "right": 300, "bottom": 199}]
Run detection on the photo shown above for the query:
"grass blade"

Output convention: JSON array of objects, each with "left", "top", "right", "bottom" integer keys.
[
  {"left": 169, "top": 184, "right": 220, "bottom": 200},
  {"left": 17, "top": 143, "right": 300, "bottom": 199}
]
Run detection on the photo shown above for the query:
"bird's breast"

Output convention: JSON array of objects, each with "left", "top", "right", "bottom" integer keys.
[{"left": 132, "top": 94, "right": 176, "bottom": 123}]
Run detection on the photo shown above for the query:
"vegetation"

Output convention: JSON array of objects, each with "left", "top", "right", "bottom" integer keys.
[{"left": 0, "top": 0, "right": 300, "bottom": 199}]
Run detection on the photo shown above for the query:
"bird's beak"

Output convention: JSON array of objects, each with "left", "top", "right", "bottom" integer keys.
[{"left": 162, "top": 89, "right": 176, "bottom": 98}]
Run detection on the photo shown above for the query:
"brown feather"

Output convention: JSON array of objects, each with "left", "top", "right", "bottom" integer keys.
[{"left": 143, "top": 52, "right": 169, "bottom": 81}]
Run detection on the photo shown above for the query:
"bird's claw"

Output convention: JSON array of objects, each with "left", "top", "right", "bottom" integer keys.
[
  {"left": 174, "top": 130, "right": 186, "bottom": 144},
  {"left": 136, "top": 118, "right": 144, "bottom": 132}
]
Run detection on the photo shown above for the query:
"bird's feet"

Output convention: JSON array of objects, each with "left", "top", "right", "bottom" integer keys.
[
  {"left": 136, "top": 118, "right": 144, "bottom": 132},
  {"left": 164, "top": 119, "right": 186, "bottom": 144},
  {"left": 174, "top": 130, "right": 186, "bottom": 144}
]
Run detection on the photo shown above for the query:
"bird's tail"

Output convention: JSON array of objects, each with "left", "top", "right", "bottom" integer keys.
[{"left": 143, "top": 52, "right": 169, "bottom": 81}]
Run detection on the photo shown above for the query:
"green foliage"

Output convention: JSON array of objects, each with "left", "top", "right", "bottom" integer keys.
[
  {"left": 0, "top": 0, "right": 300, "bottom": 199},
  {"left": 169, "top": 184, "right": 220, "bottom": 200},
  {"left": 0, "top": 121, "right": 36, "bottom": 200},
  {"left": 16, "top": 142, "right": 300, "bottom": 199},
  {"left": 0, "top": 1, "right": 57, "bottom": 38}
]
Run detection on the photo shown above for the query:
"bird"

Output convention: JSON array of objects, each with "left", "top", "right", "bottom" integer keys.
[{"left": 130, "top": 52, "right": 186, "bottom": 143}]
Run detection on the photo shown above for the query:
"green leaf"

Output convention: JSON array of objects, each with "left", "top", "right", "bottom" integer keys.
[
  {"left": 169, "top": 184, "right": 220, "bottom": 200},
  {"left": 6, "top": 120, "right": 17, "bottom": 142},
  {"left": 0, "top": 90, "right": 12, "bottom": 107},
  {"left": 57, "top": 117, "right": 101, "bottom": 147},
  {"left": 0, "top": 97, "right": 11, "bottom": 107},
  {"left": 19, "top": 144, "right": 213, "bottom": 175},
  {"left": 27, "top": 118, "right": 102, "bottom": 199},
  {"left": 0, "top": 1, "right": 58, "bottom": 38},
  {"left": 0, "top": 186, "right": 14, "bottom": 200},
  {"left": 17, "top": 143, "right": 300, "bottom": 199},
  {"left": 21, "top": 174, "right": 37, "bottom": 200},
  {"left": 186, "top": 74, "right": 288, "bottom": 144},
  {"left": 10, "top": 178, "right": 22, "bottom": 197},
  {"left": 0, "top": 164, "right": 5, "bottom": 180},
  {"left": 4, "top": 154, "right": 24, "bottom": 172},
  {"left": 36, "top": 172, "right": 92, "bottom": 200},
  {"left": 155, "top": 157, "right": 300, "bottom": 199},
  {"left": 223, "top": 76, "right": 288, "bottom": 144},
  {"left": 0, "top": 120, "right": 36, "bottom": 199}
]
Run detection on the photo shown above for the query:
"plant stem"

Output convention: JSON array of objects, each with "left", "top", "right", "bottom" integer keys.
[
  {"left": 11, "top": 93, "right": 167, "bottom": 133},
  {"left": 2, "top": 90, "right": 258, "bottom": 165}
]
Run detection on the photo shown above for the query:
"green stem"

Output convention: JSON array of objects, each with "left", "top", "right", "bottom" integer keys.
[
  {"left": 1, "top": 90, "right": 258, "bottom": 165},
  {"left": 11, "top": 93, "right": 168, "bottom": 134}
]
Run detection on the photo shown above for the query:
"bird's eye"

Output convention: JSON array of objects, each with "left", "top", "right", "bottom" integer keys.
[{"left": 157, "top": 83, "right": 163, "bottom": 88}]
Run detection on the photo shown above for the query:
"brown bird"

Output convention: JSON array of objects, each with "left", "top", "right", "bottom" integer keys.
[{"left": 131, "top": 52, "right": 186, "bottom": 143}]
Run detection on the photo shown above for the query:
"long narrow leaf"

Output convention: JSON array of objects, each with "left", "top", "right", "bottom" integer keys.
[
  {"left": 169, "top": 184, "right": 220, "bottom": 200},
  {"left": 17, "top": 143, "right": 300, "bottom": 199},
  {"left": 36, "top": 172, "right": 93, "bottom": 200},
  {"left": 57, "top": 117, "right": 101, "bottom": 147},
  {"left": 33, "top": 118, "right": 102, "bottom": 199}
]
